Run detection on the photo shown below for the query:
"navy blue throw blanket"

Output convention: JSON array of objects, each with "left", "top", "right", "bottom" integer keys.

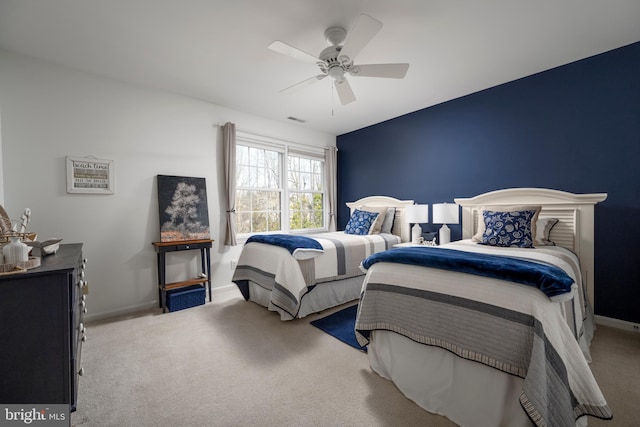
[
  {"left": 246, "top": 234, "right": 322, "bottom": 254},
  {"left": 361, "top": 247, "right": 574, "bottom": 298}
]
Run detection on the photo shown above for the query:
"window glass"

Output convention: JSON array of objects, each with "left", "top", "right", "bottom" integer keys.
[
  {"left": 288, "top": 154, "right": 324, "bottom": 230},
  {"left": 235, "top": 145, "right": 282, "bottom": 234},
  {"left": 236, "top": 140, "right": 325, "bottom": 235}
]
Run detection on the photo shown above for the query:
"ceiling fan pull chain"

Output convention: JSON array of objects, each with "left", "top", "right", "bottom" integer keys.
[{"left": 330, "top": 81, "right": 334, "bottom": 116}]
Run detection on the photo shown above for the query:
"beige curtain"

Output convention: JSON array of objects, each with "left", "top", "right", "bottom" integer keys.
[
  {"left": 326, "top": 146, "right": 338, "bottom": 231},
  {"left": 223, "top": 122, "right": 237, "bottom": 246}
]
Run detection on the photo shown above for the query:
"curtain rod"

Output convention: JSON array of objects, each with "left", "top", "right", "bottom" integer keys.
[{"left": 214, "top": 122, "right": 336, "bottom": 151}]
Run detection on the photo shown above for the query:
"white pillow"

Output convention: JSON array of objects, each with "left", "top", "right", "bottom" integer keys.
[
  {"left": 380, "top": 207, "right": 396, "bottom": 234},
  {"left": 361, "top": 206, "right": 389, "bottom": 235},
  {"left": 535, "top": 218, "right": 559, "bottom": 246}
]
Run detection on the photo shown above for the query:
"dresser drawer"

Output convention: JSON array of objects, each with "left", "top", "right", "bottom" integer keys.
[
  {"left": 0, "top": 244, "right": 84, "bottom": 407},
  {"left": 72, "top": 255, "right": 87, "bottom": 412}
]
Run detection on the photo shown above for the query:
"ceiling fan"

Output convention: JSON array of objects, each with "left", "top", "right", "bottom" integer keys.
[{"left": 268, "top": 14, "right": 409, "bottom": 106}]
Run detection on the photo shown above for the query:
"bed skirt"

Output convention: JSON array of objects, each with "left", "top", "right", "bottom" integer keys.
[
  {"left": 368, "top": 330, "right": 589, "bottom": 427},
  {"left": 246, "top": 275, "right": 364, "bottom": 319}
]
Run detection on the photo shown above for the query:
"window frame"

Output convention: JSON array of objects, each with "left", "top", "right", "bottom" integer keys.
[
  {"left": 235, "top": 131, "right": 328, "bottom": 240},
  {"left": 287, "top": 149, "right": 326, "bottom": 233}
]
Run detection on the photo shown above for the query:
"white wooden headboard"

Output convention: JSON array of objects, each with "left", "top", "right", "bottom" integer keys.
[
  {"left": 345, "top": 196, "right": 415, "bottom": 243},
  {"left": 454, "top": 188, "right": 607, "bottom": 309}
]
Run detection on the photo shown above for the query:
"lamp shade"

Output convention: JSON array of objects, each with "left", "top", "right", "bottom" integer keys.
[
  {"left": 432, "top": 203, "right": 459, "bottom": 225},
  {"left": 405, "top": 204, "right": 429, "bottom": 224}
]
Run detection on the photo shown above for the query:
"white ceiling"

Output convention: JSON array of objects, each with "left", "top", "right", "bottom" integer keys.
[{"left": 1, "top": 0, "right": 639, "bottom": 136}]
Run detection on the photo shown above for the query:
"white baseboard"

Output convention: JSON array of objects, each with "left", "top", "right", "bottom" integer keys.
[
  {"left": 212, "top": 282, "right": 240, "bottom": 295},
  {"left": 84, "top": 301, "right": 158, "bottom": 323},
  {"left": 85, "top": 284, "right": 242, "bottom": 323},
  {"left": 594, "top": 315, "right": 640, "bottom": 334}
]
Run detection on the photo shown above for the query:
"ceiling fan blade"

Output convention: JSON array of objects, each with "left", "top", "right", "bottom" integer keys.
[
  {"left": 268, "top": 40, "right": 320, "bottom": 64},
  {"left": 280, "top": 74, "right": 326, "bottom": 94},
  {"left": 349, "top": 63, "right": 409, "bottom": 79},
  {"left": 334, "top": 78, "right": 356, "bottom": 105},
  {"left": 338, "top": 14, "right": 383, "bottom": 64}
]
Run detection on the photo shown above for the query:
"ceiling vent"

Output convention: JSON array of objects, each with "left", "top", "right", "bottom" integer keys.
[{"left": 287, "top": 116, "right": 307, "bottom": 123}]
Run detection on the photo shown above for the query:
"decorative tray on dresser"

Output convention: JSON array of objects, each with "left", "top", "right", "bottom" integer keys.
[{"left": 0, "top": 243, "right": 87, "bottom": 411}]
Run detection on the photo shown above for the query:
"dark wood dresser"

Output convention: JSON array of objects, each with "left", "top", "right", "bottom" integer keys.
[{"left": 0, "top": 243, "right": 86, "bottom": 410}]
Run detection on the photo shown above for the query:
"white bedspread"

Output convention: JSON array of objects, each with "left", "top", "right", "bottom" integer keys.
[
  {"left": 233, "top": 231, "right": 399, "bottom": 319},
  {"left": 356, "top": 240, "right": 611, "bottom": 426}
]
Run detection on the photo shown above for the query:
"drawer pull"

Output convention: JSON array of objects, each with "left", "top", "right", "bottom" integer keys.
[{"left": 78, "top": 368, "right": 84, "bottom": 376}]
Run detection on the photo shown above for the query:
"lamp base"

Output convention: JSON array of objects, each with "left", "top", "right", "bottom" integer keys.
[
  {"left": 439, "top": 224, "right": 451, "bottom": 245},
  {"left": 411, "top": 223, "right": 423, "bottom": 244}
]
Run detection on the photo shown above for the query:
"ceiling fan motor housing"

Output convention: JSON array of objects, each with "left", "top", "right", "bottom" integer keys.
[{"left": 318, "top": 45, "right": 351, "bottom": 80}]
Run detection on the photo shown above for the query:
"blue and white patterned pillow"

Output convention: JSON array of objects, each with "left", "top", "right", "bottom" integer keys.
[
  {"left": 480, "top": 209, "right": 538, "bottom": 248},
  {"left": 344, "top": 209, "right": 380, "bottom": 235}
]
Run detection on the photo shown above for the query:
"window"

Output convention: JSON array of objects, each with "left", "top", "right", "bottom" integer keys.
[
  {"left": 235, "top": 145, "right": 282, "bottom": 234},
  {"left": 288, "top": 153, "right": 324, "bottom": 230},
  {"left": 235, "top": 134, "right": 326, "bottom": 236}
]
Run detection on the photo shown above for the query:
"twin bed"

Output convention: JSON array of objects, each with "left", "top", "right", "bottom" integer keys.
[
  {"left": 356, "top": 188, "right": 610, "bottom": 427},
  {"left": 232, "top": 195, "right": 414, "bottom": 320},
  {"left": 232, "top": 188, "right": 611, "bottom": 426}
]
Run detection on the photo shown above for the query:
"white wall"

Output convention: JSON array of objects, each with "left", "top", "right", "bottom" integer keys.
[{"left": 0, "top": 49, "right": 335, "bottom": 321}]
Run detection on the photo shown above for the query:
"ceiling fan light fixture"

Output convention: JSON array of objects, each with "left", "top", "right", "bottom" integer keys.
[{"left": 328, "top": 65, "right": 345, "bottom": 81}]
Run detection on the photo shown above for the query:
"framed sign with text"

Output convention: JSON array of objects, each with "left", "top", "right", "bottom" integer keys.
[{"left": 66, "top": 156, "right": 115, "bottom": 194}]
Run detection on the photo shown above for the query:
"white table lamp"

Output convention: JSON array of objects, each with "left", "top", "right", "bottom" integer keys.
[
  {"left": 432, "top": 203, "right": 459, "bottom": 245},
  {"left": 405, "top": 204, "right": 429, "bottom": 244}
]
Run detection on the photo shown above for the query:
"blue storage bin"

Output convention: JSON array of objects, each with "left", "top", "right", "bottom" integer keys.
[{"left": 166, "top": 285, "right": 205, "bottom": 312}]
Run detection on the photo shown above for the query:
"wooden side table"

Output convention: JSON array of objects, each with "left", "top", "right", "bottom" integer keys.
[{"left": 152, "top": 239, "right": 213, "bottom": 313}]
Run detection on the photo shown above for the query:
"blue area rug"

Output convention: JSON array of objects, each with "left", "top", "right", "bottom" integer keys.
[{"left": 310, "top": 304, "right": 366, "bottom": 352}]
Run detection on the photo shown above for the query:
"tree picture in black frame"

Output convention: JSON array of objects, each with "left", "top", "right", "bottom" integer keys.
[{"left": 157, "top": 175, "right": 211, "bottom": 242}]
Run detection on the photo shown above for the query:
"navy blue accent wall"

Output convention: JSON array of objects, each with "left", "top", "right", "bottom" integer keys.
[{"left": 337, "top": 41, "right": 640, "bottom": 323}]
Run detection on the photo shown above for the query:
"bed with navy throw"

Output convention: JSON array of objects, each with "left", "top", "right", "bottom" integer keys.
[
  {"left": 233, "top": 231, "right": 399, "bottom": 320},
  {"left": 356, "top": 240, "right": 611, "bottom": 427}
]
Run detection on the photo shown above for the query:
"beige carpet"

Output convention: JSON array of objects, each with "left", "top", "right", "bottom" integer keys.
[{"left": 72, "top": 288, "right": 639, "bottom": 426}]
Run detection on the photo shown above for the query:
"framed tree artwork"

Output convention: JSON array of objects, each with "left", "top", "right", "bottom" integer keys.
[{"left": 157, "top": 175, "right": 211, "bottom": 242}]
